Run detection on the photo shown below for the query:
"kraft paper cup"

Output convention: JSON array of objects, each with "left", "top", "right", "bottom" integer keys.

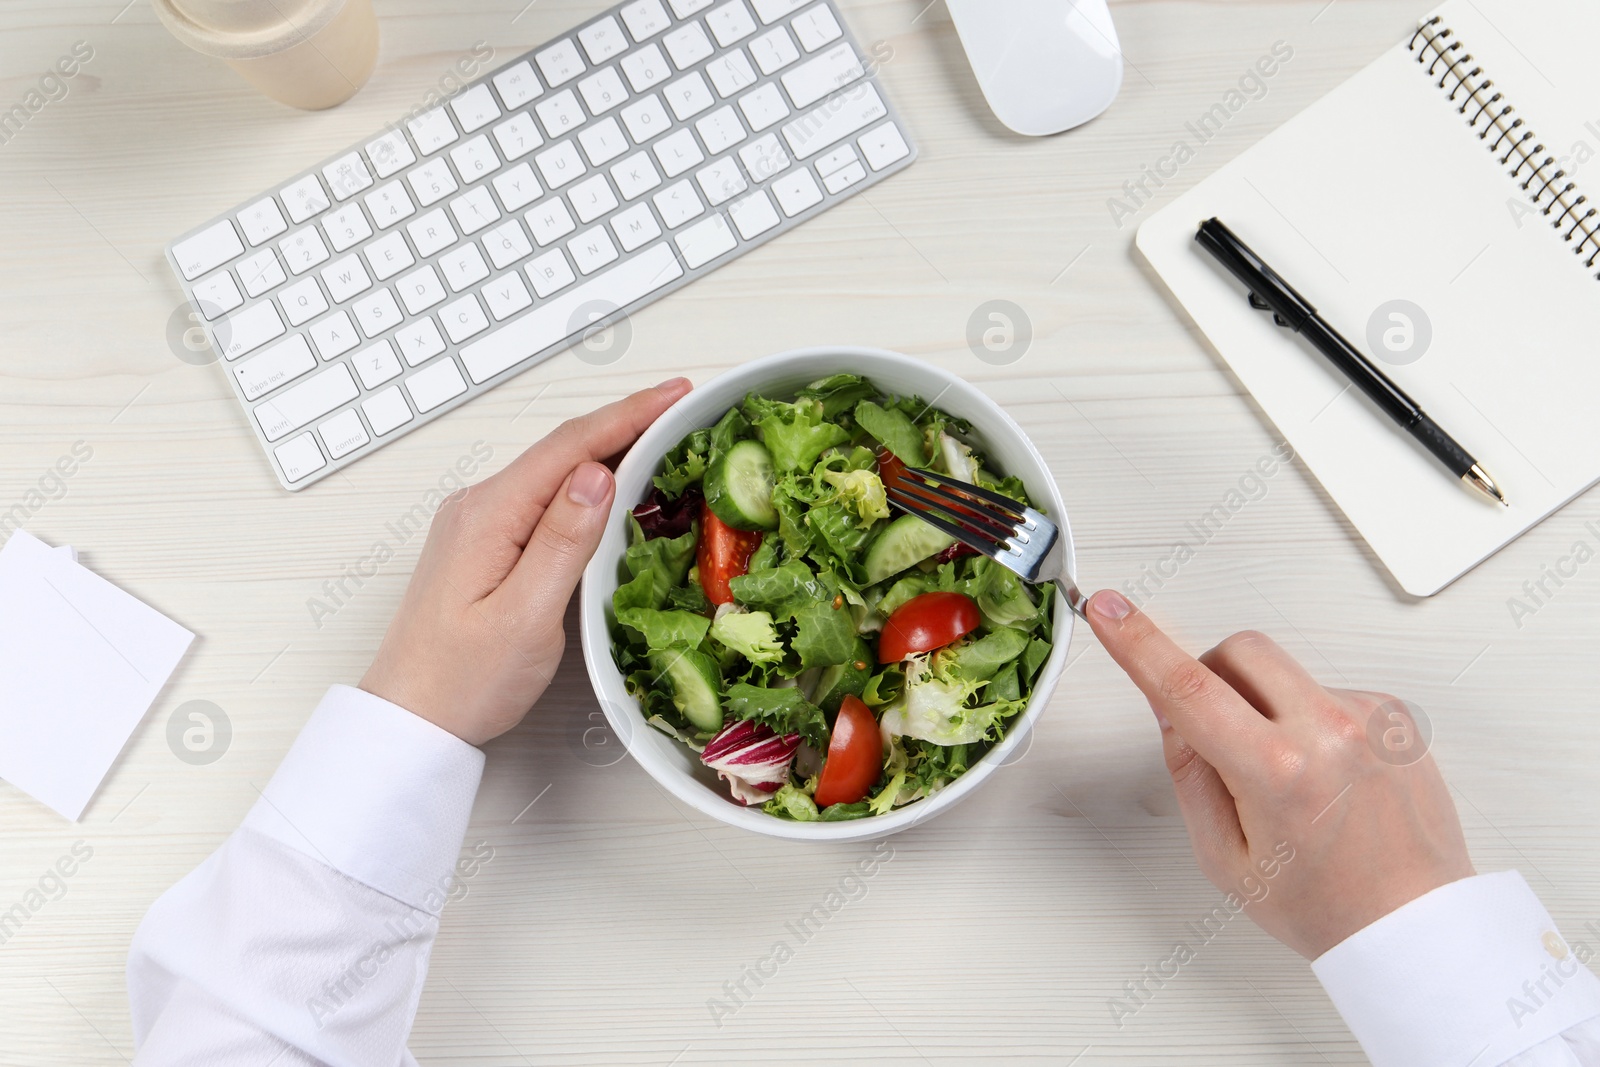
[{"left": 151, "top": 0, "right": 379, "bottom": 110}]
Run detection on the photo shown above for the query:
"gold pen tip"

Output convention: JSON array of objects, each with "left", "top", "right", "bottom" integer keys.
[{"left": 1464, "top": 463, "right": 1508, "bottom": 507}]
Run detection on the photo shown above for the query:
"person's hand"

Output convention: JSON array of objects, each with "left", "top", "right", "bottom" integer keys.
[
  {"left": 361, "top": 379, "right": 692, "bottom": 746},
  {"left": 1085, "top": 589, "right": 1474, "bottom": 958}
]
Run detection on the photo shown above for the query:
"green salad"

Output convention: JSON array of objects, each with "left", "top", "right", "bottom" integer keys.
[{"left": 608, "top": 373, "right": 1056, "bottom": 821}]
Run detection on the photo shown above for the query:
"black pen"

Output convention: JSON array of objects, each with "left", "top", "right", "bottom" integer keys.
[{"left": 1195, "top": 217, "right": 1507, "bottom": 507}]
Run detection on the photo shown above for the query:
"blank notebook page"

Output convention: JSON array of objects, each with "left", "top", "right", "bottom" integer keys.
[{"left": 1137, "top": 0, "right": 1600, "bottom": 596}]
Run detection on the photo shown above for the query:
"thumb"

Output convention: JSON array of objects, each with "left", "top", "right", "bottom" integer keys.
[{"left": 497, "top": 462, "right": 615, "bottom": 617}]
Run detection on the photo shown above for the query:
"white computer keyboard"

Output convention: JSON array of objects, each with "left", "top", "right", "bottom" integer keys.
[{"left": 165, "top": 0, "right": 915, "bottom": 491}]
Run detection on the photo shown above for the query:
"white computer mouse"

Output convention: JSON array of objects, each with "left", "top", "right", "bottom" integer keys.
[{"left": 945, "top": 0, "right": 1124, "bottom": 136}]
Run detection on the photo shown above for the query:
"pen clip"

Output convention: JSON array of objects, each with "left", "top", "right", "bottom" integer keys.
[{"left": 1247, "top": 292, "right": 1294, "bottom": 329}]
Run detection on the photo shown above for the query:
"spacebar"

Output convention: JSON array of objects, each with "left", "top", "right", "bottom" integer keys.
[{"left": 459, "top": 243, "right": 684, "bottom": 385}]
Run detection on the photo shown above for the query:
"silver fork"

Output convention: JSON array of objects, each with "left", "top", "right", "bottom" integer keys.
[{"left": 883, "top": 467, "right": 1089, "bottom": 619}]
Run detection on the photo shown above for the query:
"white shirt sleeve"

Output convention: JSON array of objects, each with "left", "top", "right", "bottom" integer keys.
[
  {"left": 127, "top": 685, "right": 485, "bottom": 1067},
  {"left": 1313, "top": 870, "right": 1600, "bottom": 1067}
]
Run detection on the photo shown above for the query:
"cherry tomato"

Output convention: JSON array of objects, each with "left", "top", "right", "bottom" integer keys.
[
  {"left": 814, "top": 695, "right": 883, "bottom": 808},
  {"left": 697, "top": 503, "right": 762, "bottom": 606},
  {"left": 878, "top": 591, "right": 981, "bottom": 663},
  {"left": 877, "top": 449, "right": 907, "bottom": 488}
]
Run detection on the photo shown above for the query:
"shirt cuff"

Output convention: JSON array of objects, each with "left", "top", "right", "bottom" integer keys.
[
  {"left": 1312, "top": 870, "right": 1600, "bottom": 1067},
  {"left": 242, "top": 684, "right": 485, "bottom": 915}
]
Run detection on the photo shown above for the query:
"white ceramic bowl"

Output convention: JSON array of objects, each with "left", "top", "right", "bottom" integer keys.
[{"left": 578, "top": 348, "right": 1075, "bottom": 841}]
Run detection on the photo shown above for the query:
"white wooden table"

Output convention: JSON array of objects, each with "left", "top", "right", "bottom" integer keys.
[{"left": 4, "top": 1, "right": 1598, "bottom": 1063}]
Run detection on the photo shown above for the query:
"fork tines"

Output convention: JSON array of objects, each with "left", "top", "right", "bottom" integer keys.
[{"left": 884, "top": 466, "right": 1029, "bottom": 556}]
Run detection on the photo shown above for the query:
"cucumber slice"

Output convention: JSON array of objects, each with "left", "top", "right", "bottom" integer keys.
[
  {"left": 863, "top": 514, "right": 956, "bottom": 585},
  {"left": 704, "top": 439, "right": 779, "bottom": 531},
  {"left": 649, "top": 648, "right": 724, "bottom": 732},
  {"left": 812, "top": 637, "right": 873, "bottom": 713}
]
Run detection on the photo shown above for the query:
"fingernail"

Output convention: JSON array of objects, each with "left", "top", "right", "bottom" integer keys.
[
  {"left": 1089, "top": 590, "right": 1131, "bottom": 620},
  {"left": 568, "top": 463, "right": 612, "bottom": 507},
  {"left": 656, "top": 377, "right": 692, "bottom": 399}
]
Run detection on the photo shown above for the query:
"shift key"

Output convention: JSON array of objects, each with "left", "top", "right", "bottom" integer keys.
[
  {"left": 254, "top": 363, "right": 358, "bottom": 441},
  {"left": 781, "top": 82, "right": 886, "bottom": 159}
]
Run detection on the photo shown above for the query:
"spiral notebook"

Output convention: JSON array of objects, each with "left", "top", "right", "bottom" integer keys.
[{"left": 1137, "top": 0, "right": 1600, "bottom": 596}]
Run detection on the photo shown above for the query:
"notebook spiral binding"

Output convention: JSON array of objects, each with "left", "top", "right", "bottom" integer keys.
[{"left": 1410, "top": 16, "right": 1600, "bottom": 279}]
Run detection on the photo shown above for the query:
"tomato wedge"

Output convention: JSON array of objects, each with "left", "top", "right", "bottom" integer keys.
[
  {"left": 876, "top": 449, "right": 907, "bottom": 488},
  {"left": 814, "top": 695, "right": 883, "bottom": 808},
  {"left": 697, "top": 503, "right": 763, "bottom": 606},
  {"left": 878, "top": 591, "right": 981, "bottom": 663}
]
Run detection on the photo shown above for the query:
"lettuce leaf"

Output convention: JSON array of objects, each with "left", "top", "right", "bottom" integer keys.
[
  {"left": 709, "top": 610, "right": 786, "bottom": 664},
  {"left": 727, "top": 560, "right": 835, "bottom": 619},
  {"left": 820, "top": 467, "right": 890, "bottom": 525},
  {"left": 622, "top": 517, "right": 697, "bottom": 610},
  {"left": 616, "top": 608, "right": 711, "bottom": 652},
  {"left": 854, "top": 400, "right": 928, "bottom": 466},
  {"left": 723, "top": 683, "right": 828, "bottom": 747},
  {"left": 746, "top": 395, "right": 850, "bottom": 473},
  {"left": 792, "top": 600, "right": 857, "bottom": 669},
  {"left": 763, "top": 782, "right": 820, "bottom": 821},
  {"left": 797, "top": 373, "right": 876, "bottom": 418}
]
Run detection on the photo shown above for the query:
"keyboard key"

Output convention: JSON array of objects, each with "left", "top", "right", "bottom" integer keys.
[
  {"left": 364, "top": 181, "right": 416, "bottom": 229},
  {"left": 353, "top": 339, "right": 403, "bottom": 389},
  {"left": 751, "top": 0, "right": 806, "bottom": 22},
  {"left": 620, "top": 0, "right": 671, "bottom": 41},
  {"left": 654, "top": 179, "right": 706, "bottom": 227},
  {"left": 408, "top": 106, "right": 460, "bottom": 155},
  {"left": 816, "top": 143, "right": 857, "bottom": 177},
  {"left": 363, "top": 231, "right": 415, "bottom": 281},
  {"left": 407, "top": 209, "right": 458, "bottom": 258},
  {"left": 696, "top": 105, "right": 746, "bottom": 154},
  {"left": 570, "top": 174, "right": 620, "bottom": 223},
  {"left": 535, "top": 39, "right": 586, "bottom": 87},
  {"left": 396, "top": 316, "right": 447, "bottom": 366},
  {"left": 366, "top": 130, "right": 416, "bottom": 178},
  {"left": 491, "top": 112, "right": 543, "bottom": 161},
  {"left": 569, "top": 225, "right": 620, "bottom": 273},
  {"left": 279, "top": 228, "right": 331, "bottom": 275},
  {"left": 792, "top": 4, "right": 841, "bottom": 51},
  {"left": 322, "top": 204, "right": 373, "bottom": 252},
  {"left": 321, "top": 254, "right": 374, "bottom": 303},
  {"left": 729, "top": 189, "right": 780, "bottom": 238},
  {"left": 669, "top": 0, "right": 713, "bottom": 14},
  {"left": 323, "top": 152, "right": 373, "bottom": 200},
  {"left": 578, "top": 67, "right": 629, "bottom": 116},
  {"left": 450, "top": 135, "right": 502, "bottom": 182},
  {"left": 749, "top": 26, "right": 800, "bottom": 74},
  {"left": 739, "top": 132, "right": 790, "bottom": 182},
  {"left": 461, "top": 242, "right": 683, "bottom": 383},
  {"left": 450, "top": 84, "right": 502, "bottom": 133},
  {"left": 308, "top": 310, "right": 360, "bottom": 359},
  {"left": 536, "top": 89, "right": 587, "bottom": 139},
  {"left": 621, "top": 44, "right": 672, "bottom": 93},
  {"left": 237, "top": 249, "right": 286, "bottom": 297},
  {"left": 781, "top": 82, "right": 885, "bottom": 158},
  {"left": 221, "top": 300, "right": 286, "bottom": 360},
  {"left": 770, "top": 166, "right": 822, "bottom": 215},
  {"left": 492, "top": 61, "right": 543, "bottom": 110},
  {"left": 408, "top": 157, "right": 459, "bottom": 207},
  {"left": 255, "top": 363, "right": 359, "bottom": 441},
  {"left": 192, "top": 270, "right": 243, "bottom": 318},
  {"left": 492, "top": 163, "right": 543, "bottom": 212},
  {"left": 483, "top": 271, "right": 533, "bottom": 320},
  {"left": 397, "top": 265, "right": 448, "bottom": 314},
  {"left": 236, "top": 333, "right": 316, "bottom": 401},
  {"left": 859, "top": 122, "right": 910, "bottom": 170},
  {"left": 526, "top": 249, "right": 577, "bottom": 296},
  {"left": 621, "top": 93, "right": 672, "bottom": 143},
  {"left": 612, "top": 152, "right": 663, "bottom": 199},
  {"left": 280, "top": 175, "right": 330, "bottom": 224},
  {"left": 534, "top": 140, "right": 587, "bottom": 189},
  {"left": 611, "top": 202, "right": 662, "bottom": 251},
  {"left": 705, "top": 50, "right": 757, "bottom": 97},
  {"left": 449, "top": 185, "right": 502, "bottom": 235},
  {"left": 578, "top": 116, "right": 630, "bottom": 166},
  {"left": 406, "top": 357, "right": 469, "bottom": 412},
  {"left": 280, "top": 277, "right": 329, "bottom": 326},
  {"left": 363, "top": 385, "right": 413, "bottom": 435},
  {"left": 696, "top": 157, "right": 747, "bottom": 205},
  {"left": 707, "top": 1, "right": 757, "bottom": 46},
  {"left": 318, "top": 408, "right": 369, "bottom": 459},
  {"left": 440, "top": 295, "right": 490, "bottom": 342},
  {"left": 174, "top": 220, "right": 244, "bottom": 280},
  {"left": 782, "top": 41, "right": 862, "bottom": 109},
  {"left": 823, "top": 159, "right": 866, "bottom": 193},
  {"left": 483, "top": 218, "right": 534, "bottom": 269},
  {"left": 237, "top": 198, "right": 288, "bottom": 246},
  {"left": 675, "top": 213, "right": 737, "bottom": 268},
  {"left": 353, "top": 287, "right": 403, "bottom": 337},
  {"left": 439, "top": 243, "right": 490, "bottom": 292},
  {"left": 654, "top": 128, "right": 705, "bottom": 177},
  {"left": 526, "top": 197, "right": 577, "bottom": 245},
  {"left": 274, "top": 432, "right": 327, "bottom": 483},
  {"left": 578, "top": 16, "right": 629, "bottom": 63},
  {"left": 665, "top": 72, "right": 715, "bottom": 121},
  {"left": 739, "top": 81, "right": 790, "bottom": 130},
  {"left": 663, "top": 22, "right": 714, "bottom": 70}
]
